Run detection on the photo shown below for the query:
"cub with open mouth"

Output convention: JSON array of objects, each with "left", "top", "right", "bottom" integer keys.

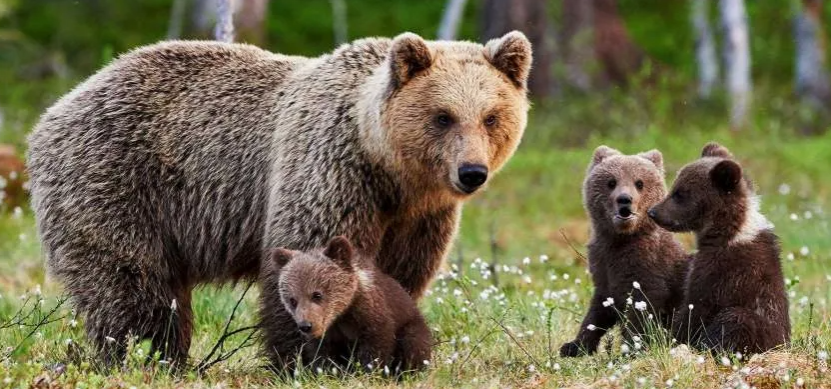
[
  {"left": 560, "top": 146, "right": 689, "bottom": 357},
  {"left": 259, "top": 236, "right": 432, "bottom": 374}
]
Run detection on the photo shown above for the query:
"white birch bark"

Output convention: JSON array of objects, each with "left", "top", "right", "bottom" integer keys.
[
  {"left": 692, "top": 0, "right": 719, "bottom": 98},
  {"left": 794, "top": 1, "right": 830, "bottom": 106},
  {"left": 438, "top": 0, "right": 468, "bottom": 40},
  {"left": 215, "top": 0, "right": 235, "bottom": 43},
  {"left": 720, "top": 0, "right": 751, "bottom": 129},
  {"left": 330, "top": 0, "right": 348, "bottom": 45}
]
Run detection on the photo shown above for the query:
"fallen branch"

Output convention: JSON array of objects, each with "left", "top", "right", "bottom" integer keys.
[{"left": 195, "top": 281, "right": 258, "bottom": 374}]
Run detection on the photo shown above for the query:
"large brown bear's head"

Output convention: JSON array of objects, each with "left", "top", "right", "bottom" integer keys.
[{"left": 360, "top": 31, "right": 532, "bottom": 202}]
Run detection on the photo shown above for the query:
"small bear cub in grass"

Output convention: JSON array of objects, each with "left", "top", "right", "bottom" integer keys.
[
  {"left": 648, "top": 142, "right": 790, "bottom": 354},
  {"left": 259, "top": 236, "right": 432, "bottom": 373},
  {"left": 560, "top": 146, "right": 689, "bottom": 357}
]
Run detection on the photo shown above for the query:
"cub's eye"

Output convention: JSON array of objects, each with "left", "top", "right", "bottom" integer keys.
[
  {"left": 288, "top": 298, "right": 298, "bottom": 309},
  {"left": 635, "top": 180, "right": 644, "bottom": 191},
  {"left": 484, "top": 115, "right": 497, "bottom": 127},
  {"left": 311, "top": 292, "right": 323, "bottom": 302},
  {"left": 434, "top": 113, "right": 454, "bottom": 128},
  {"left": 607, "top": 179, "right": 617, "bottom": 189}
]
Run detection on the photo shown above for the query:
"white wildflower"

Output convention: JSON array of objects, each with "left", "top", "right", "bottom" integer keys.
[
  {"left": 796, "top": 377, "right": 804, "bottom": 387},
  {"left": 790, "top": 213, "right": 799, "bottom": 221},
  {"left": 621, "top": 344, "right": 630, "bottom": 354},
  {"left": 697, "top": 356, "right": 706, "bottom": 364},
  {"left": 423, "top": 360, "right": 430, "bottom": 366},
  {"left": 64, "top": 338, "right": 72, "bottom": 346},
  {"left": 587, "top": 324, "right": 597, "bottom": 331},
  {"left": 688, "top": 304, "right": 694, "bottom": 310},
  {"left": 553, "top": 362, "right": 561, "bottom": 370},
  {"left": 170, "top": 299, "right": 178, "bottom": 311},
  {"left": 800, "top": 246, "right": 810, "bottom": 256},
  {"left": 666, "top": 379, "right": 674, "bottom": 387},
  {"left": 721, "top": 356, "right": 731, "bottom": 366},
  {"left": 818, "top": 350, "right": 828, "bottom": 361},
  {"left": 522, "top": 257, "right": 531, "bottom": 265},
  {"left": 787, "top": 252, "right": 795, "bottom": 261},
  {"left": 12, "top": 207, "right": 22, "bottom": 219},
  {"left": 523, "top": 275, "right": 532, "bottom": 284},
  {"left": 602, "top": 297, "right": 615, "bottom": 307},
  {"left": 632, "top": 281, "right": 641, "bottom": 290},
  {"left": 539, "top": 254, "right": 549, "bottom": 263},
  {"left": 634, "top": 301, "right": 647, "bottom": 311},
  {"left": 528, "top": 364, "right": 535, "bottom": 373},
  {"left": 804, "top": 211, "right": 813, "bottom": 219},
  {"left": 460, "top": 335, "right": 470, "bottom": 344},
  {"left": 626, "top": 297, "right": 633, "bottom": 305},
  {"left": 778, "top": 183, "right": 791, "bottom": 195},
  {"left": 105, "top": 336, "right": 116, "bottom": 343}
]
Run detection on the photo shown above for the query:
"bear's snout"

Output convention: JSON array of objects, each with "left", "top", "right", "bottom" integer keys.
[
  {"left": 298, "top": 320, "right": 313, "bottom": 334},
  {"left": 457, "top": 164, "right": 488, "bottom": 193}
]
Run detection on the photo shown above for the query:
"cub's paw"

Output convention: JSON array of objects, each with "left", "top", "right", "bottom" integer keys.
[{"left": 559, "top": 341, "right": 587, "bottom": 357}]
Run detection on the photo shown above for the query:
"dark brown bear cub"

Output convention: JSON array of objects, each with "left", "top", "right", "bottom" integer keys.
[
  {"left": 259, "top": 236, "right": 432, "bottom": 373},
  {"left": 648, "top": 142, "right": 790, "bottom": 354},
  {"left": 560, "top": 146, "right": 688, "bottom": 357}
]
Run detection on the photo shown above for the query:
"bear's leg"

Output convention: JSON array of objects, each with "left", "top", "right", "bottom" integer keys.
[
  {"left": 261, "top": 303, "right": 305, "bottom": 372},
  {"left": 60, "top": 249, "right": 189, "bottom": 367},
  {"left": 395, "top": 317, "right": 433, "bottom": 373},
  {"left": 148, "top": 285, "right": 193, "bottom": 366},
  {"left": 560, "top": 291, "right": 618, "bottom": 357},
  {"left": 699, "top": 307, "right": 766, "bottom": 354}
]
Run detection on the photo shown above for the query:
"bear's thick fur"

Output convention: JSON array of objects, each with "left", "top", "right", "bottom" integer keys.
[
  {"left": 649, "top": 143, "right": 790, "bottom": 354},
  {"left": 260, "top": 236, "right": 432, "bottom": 373},
  {"left": 560, "top": 146, "right": 688, "bottom": 357},
  {"left": 27, "top": 32, "right": 531, "bottom": 366}
]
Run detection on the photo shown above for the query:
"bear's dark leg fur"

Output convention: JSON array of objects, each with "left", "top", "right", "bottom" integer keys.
[
  {"left": 560, "top": 290, "right": 618, "bottom": 357},
  {"left": 700, "top": 307, "right": 774, "bottom": 354},
  {"left": 395, "top": 317, "right": 432, "bottom": 372}
]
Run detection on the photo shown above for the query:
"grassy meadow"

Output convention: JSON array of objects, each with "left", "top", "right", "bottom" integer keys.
[{"left": 1, "top": 74, "right": 831, "bottom": 388}]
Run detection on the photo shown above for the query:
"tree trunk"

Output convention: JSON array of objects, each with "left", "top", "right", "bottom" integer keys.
[
  {"left": 236, "top": 0, "right": 268, "bottom": 45},
  {"left": 330, "top": 0, "right": 348, "bottom": 45},
  {"left": 720, "top": 0, "right": 751, "bottom": 129},
  {"left": 214, "top": 0, "right": 235, "bottom": 43},
  {"left": 794, "top": 0, "right": 830, "bottom": 116},
  {"left": 481, "top": 0, "right": 552, "bottom": 97},
  {"left": 166, "top": 0, "right": 188, "bottom": 40},
  {"left": 592, "top": 0, "right": 645, "bottom": 87},
  {"left": 438, "top": 0, "right": 468, "bottom": 40},
  {"left": 692, "top": 0, "right": 719, "bottom": 98},
  {"left": 561, "top": 0, "right": 594, "bottom": 91}
]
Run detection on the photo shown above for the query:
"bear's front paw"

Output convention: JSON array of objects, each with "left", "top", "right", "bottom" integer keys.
[{"left": 559, "top": 341, "right": 587, "bottom": 357}]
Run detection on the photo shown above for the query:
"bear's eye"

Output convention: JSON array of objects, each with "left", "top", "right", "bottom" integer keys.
[
  {"left": 607, "top": 179, "right": 617, "bottom": 189},
  {"left": 635, "top": 180, "right": 644, "bottom": 191},
  {"left": 484, "top": 115, "right": 497, "bottom": 127},
  {"left": 671, "top": 190, "right": 685, "bottom": 202},
  {"left": 311, "top": 291, "right": 323, "bottom": 303},
  {"left": 288, "top": 297, "right": 298, "bottom": 309},
  {"left": 434, "top": 113, "right": 454, "bottom": 129}
]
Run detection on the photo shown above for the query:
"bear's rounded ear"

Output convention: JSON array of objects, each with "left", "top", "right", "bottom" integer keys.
[
  {"left": 389, "top": 32, "right": 433, "bottom": 89},
  {"left": 638, "top": 149, "right": 664, "bottom": 173},
  {"left": 271, "top": 248, "right": 294, "bottom": 268},
  {"left": 701, "top": 142, "right": 733, "bottom": 159},
  {"left": 323, "top": 236, "right": 354, "bottom": 271},
  {"left": 710, "top": 160, "right": 742, "bottom": 193},
  {"left": 485, "top": 30, "right": 533, "bottom": 89},
  {"left": 589, "top": 145, "right": 621, "bottom": 170}
]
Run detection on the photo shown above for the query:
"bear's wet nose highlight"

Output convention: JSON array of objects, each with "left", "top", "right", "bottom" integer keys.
[{"left": 458, "top": 164, "right": 488, "bottom": 191}]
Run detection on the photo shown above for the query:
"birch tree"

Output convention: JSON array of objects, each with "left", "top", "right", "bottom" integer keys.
[
  {"left": 691, "top": 0, "right": 719, "bottom": 98},
  {"left": 438, "top": 0, "right": 468, "bottom": 41},
  {"left": 794, "top": 0, "right": 830, "bottom": 113},
  {"left": 215, "top": 0, "right": 235, "bottom": 43},
  {"left": 720, "top": 0, "right": 751, "bottom": 129},
  {"left": 330, "top": 0, "right": 348, "bottom": 45}
]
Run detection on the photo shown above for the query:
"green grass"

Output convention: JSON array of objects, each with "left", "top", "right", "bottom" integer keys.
[{"left": 2, "top": 80, "right": 831, "bottom": 387}]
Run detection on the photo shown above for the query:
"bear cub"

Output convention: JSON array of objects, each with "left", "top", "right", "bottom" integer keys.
[
  {"left": 560, "top": 146, "right": 688, "bottom": 357},
  {"left": 259, "top": 236, "right": 432, "bottom": 373},
  {"left": 648, "top": 142, "right": 790, "bottom": 354}
]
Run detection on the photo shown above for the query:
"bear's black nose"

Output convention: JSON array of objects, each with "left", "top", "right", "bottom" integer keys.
[
  {"left": 458, "top": 164, "right": 488, "bottom": 192},
  {"left": 298, "top": 321, "right": 313, "bottom": 333},
  {"left": 616, "top": 194, "right": 632, "bottom": 205}
]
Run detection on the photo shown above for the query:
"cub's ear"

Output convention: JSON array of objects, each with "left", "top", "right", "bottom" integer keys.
[
  {"left": 271, "top": 248, "right": 294, "bottom": 268},
  {"left": 638, "top": 149, "right": 664, "bottom": 174},
  {"left": 710, "top": 160, "right": 742, "bottom": 193},
  {"left": 589, "top": 145, "right": 621, "bottom": 171},
  {"left": 485, "top": 30, "right": 533, "bottom": 89},
  {"left": 701, "top": 142, "right": 733, "bottom": 158},
  {"left": 389, "top": 32, "right": 433, "bottom": 89},
  {"left": 323, "top": 236, "right": 354, "bottom": 271}
]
